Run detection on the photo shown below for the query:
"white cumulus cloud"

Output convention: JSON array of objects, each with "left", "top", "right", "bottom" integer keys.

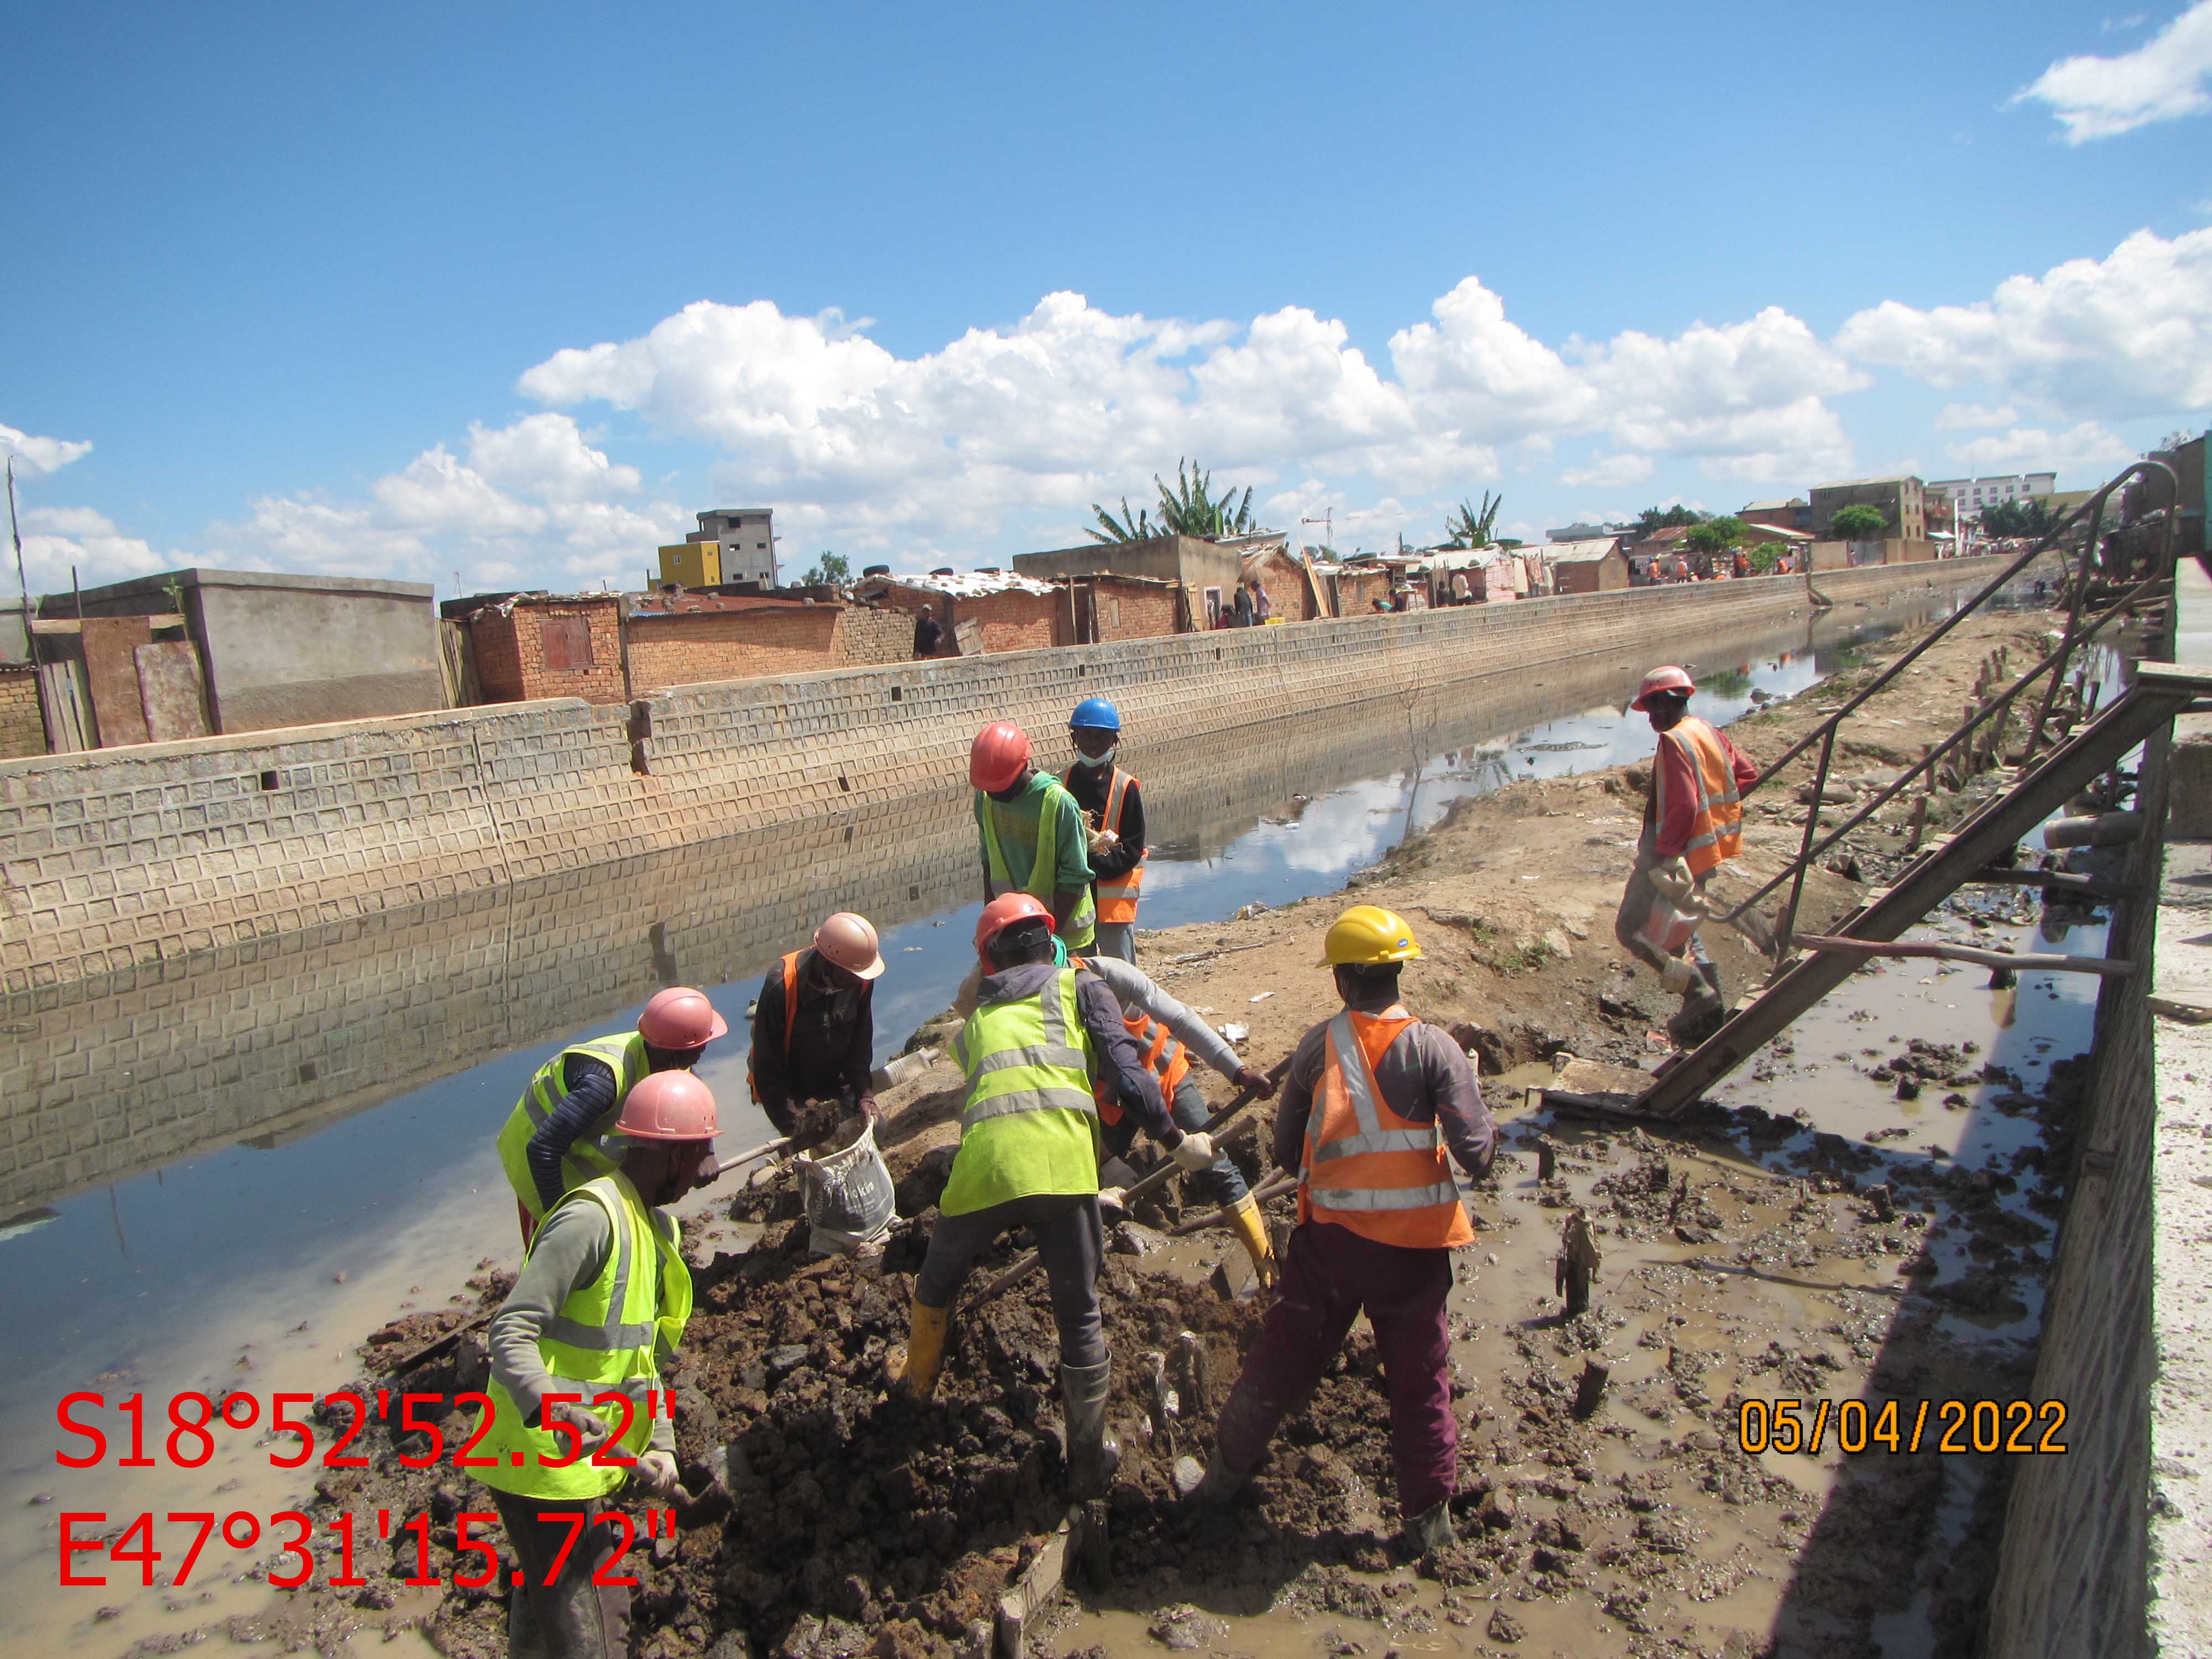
[
  {"left": 1945, "top": 421, "right": 2138, "bottom": 475},
  {"left": 1, "top": 421, "right": 93, "bottom": 479},
  {"left": 17, "top": 506, "right": 178, "bottom": 591},
  {"left": 1558, "top": 452, "right": 1655, "bottom": 489},
  {"left": 1837, "top": 227, "right": 2212, "bottom": 418},
  {"left": 2016, "top": 2, "right": 2212, "bottom": 141}
]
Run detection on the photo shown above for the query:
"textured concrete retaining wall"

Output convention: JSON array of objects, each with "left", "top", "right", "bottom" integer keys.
[{"left": 0, "top": 559, "right": 2005, "bottom": 995}]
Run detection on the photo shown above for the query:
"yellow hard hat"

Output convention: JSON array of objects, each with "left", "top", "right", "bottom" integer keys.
[{"left": 1318, "top": 904, "right": 1423, "bottom": 967}]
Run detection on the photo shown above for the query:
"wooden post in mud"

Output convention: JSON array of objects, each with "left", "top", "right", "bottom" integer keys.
[
  {"left": 1557, "top": 1208, "right": 1601, "bottom": 1317},
  {"left": 1572, "top": 1360, "right": 1610, "bottom": 1419}
]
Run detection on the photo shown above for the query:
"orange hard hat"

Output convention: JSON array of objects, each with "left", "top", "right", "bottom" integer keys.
[
  {"left": 636, "top": 985, "right": 730, "bottom": 1051},
  {"left": 615, "top": 1070, "right": 718, "bottom": 1141},
  {"left": 1631, "top": 665, "right": 1697, "bottom": 710},
  {"left": 813, "top": 911, "right": 886, "bottom": 980},
  {"left": 975, "top": 892, "right": 1052, "bottom": 961},
  {"left": 969, "top": 721, "right": 1032, "bottom": 792}
]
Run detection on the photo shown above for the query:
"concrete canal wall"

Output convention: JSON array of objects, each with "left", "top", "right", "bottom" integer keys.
[{"left": 0, "top": 557, "right": 2007, "bottom": 995}]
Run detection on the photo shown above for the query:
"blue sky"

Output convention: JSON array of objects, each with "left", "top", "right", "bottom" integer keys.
[{"left": 4, "top": 1, "right": 2209, "bottom": 596}]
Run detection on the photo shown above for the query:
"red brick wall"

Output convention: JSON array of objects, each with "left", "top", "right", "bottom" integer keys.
[
  {"left": 1096, "top": 581, "right": 1180, "bottom": 640},
  {"left": 0, "top": 663, "right": 45, "bottom": 758},
  {"left": 833, "top": 605, "right": 916, "bottom": 666},
  {"left": 470, "top": 598, "right": 625, "bottom": 705},
  {"left": 1327, "top": 569, "right": 1391, "bottom": 614},
  {"left": 953, "top": 589, "right": 1056, "bottom": 653},
  {"left": 627, "top": 607, "right": 842, "bottom": 692},
  {"left": 1247, "top": 552, "right": 1318, "bottom": 621}
]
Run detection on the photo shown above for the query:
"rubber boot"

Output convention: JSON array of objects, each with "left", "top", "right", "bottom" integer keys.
[
  {"left": 1061, "top": 1360, "right": 1120, "bottom": 1499},
  {"left": 1226, "top": 1193, "right": 1277, "bottom": 1288},
  {"left": 1402, "top": 1499, "right": 1455, "bottom": 1555},
  {"left": 1184, "top": 1444, "right": 1251, "bottom": 1505},
  {"left": 894, "top": 1300, "right": 950, "bottom": 1400}
]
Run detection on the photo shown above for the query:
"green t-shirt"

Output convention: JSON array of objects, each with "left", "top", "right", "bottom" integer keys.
[{"left": 974, "top": 771, "right": 1093, "bottom": 898}]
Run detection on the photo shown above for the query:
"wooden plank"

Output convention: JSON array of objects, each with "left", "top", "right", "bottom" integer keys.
[
  {"left": 35, "top": 659, "right": 93, "bottom": 752},
  {"left": 134, "top": 641, "right": 211, "bottom": 742},
  {"left": 29, "top": 613, "right": 182, "bottom": 635},
  {"left": 80, "top": 616, "right": 153, "bottom": 746}
]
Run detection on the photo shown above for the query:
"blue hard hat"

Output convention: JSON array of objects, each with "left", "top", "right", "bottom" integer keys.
[{"left": 1069, "top": 696, "right": 1121, "bottom": 733}]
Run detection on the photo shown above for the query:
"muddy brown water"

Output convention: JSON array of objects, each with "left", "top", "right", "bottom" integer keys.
[{"left": 2, "top": 582, "right": 2083, "bottom": 1656}]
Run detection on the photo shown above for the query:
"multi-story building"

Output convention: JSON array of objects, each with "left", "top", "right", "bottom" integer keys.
[
  {"left": 1809, "top": 476, "right": 1927, "bottom": 541},
  {"left": 685, "top": 508, "right": 779, "bottom": 587},
  {"left": 1740, "top": 497, "right": 1813, "bottom": 534},
  {"left": 1924, "top": 473, "right": 2056, "bottom": 522}
]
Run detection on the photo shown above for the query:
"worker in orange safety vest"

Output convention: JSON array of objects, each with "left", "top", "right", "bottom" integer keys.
[
  {"left": 1060, "top": 697, "right": 1146, "bottom": 962},
  {"left": 1612, "top": 665, "right": 1759, "bottom": 1048},
  {"left": 1185, "top": 905, "right": 1494, "bottom": 1556},
  {"left": 748, "top": 912, "right": 887, "bottom": 1134}
]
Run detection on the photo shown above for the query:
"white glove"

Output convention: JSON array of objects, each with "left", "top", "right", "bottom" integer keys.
[
  {"left": 1647, "top": 856, "right": 1697, "bottom": 905},
  {"left": 1660, "top": 957, "right": 1702, "bottom": 994},
  {"left": 633, "top": 1450, "right": 680, "bottom": 1499},
  {"left": 1097, "top": 1186, "right": 1128, "bottom": 1213},
  {"left": 1171, "top": 1132, "right": 1217, "bottom": 1173}
]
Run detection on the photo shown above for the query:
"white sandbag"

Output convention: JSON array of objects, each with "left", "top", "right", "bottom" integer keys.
[{"left": 795, "top": 1119, "right": 896, "bottom": 1257}]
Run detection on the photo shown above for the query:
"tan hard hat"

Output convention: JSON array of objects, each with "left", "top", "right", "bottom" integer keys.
[{"left": 814, "top": 911, "right": 886, "bottom": 980}]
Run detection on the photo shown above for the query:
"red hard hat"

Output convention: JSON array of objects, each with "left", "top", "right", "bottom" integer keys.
[
  {"left": 1631, "top": 665, "right": 1697, "bottom": 711},
  {"left": 636, "top": 986, "right": 730, "bottom": 1051},
  {"left": 975, "top": 892, "right": 1052, "bottom": 961},
  {"left": 969, "top": 721, "right": 1032, "bottom": 792},
  {"left": 615, "top": 1070, "right": 718, "bottom": 1141}
]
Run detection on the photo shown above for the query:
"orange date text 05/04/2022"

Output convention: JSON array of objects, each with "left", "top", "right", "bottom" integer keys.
[
  {"left": 53, "top": 1386, "right": 672, "bottom": 1472},
  {"left": 59, "top": 1507, "right": 677, "bottom": 1590}
]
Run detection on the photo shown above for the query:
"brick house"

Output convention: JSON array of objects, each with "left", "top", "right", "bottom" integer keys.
[
  {"left": 623, "top": 594, "right": 910, "bottom": 692},
  {"left": 457, "top": 593, "right": 626, "bottom": 706},
  {"left": 1542, "top": 536, "right": 1631, "bottom": 594},
  {"left": 853, "top": 570, "right": 1058, "bottom": 656},
  {"left": 1239, "top": 542, "right": 1324, "bottom": 621},
  {"left": 1308, "top": 560, "right": 1392, "bottom": 616},
  {"left": 1048, "top": 573, "right": 1187, "bottom": 645}
]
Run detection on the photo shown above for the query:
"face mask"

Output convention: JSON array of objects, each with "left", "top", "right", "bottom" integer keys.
[{"left": 1074, "top": 743, "right": 1117, "bottom": 768}]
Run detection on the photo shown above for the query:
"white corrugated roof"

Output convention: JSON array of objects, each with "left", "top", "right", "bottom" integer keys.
[
  {"left": 1540, "top": 537, "right": 1626, "bottom": 562},
  {"left": 869, "top": 570, "right": 1056, "bottom": 598}
]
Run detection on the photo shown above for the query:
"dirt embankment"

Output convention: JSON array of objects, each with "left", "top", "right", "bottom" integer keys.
[{"left": 158, "top": 600, "right": 2125, "bottom": 1659}]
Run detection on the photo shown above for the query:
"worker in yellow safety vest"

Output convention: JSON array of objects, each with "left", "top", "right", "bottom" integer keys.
[
  {"left": 970, "top": 720, "right": 1095, "bottom": 948},
  {"left": 496, "top": 986, "right": 729, "bottom": 1245},
  {"left": 1611, "top": 666, "right": 1760, "bottom": 1048},
  {"left": 472, "top": 1069, "right": 716, "bottom": 1659},
  {"left": 1060, "top": 697, "right": 1146, "bottom": 962},
  {"left": 894, "top": 893, "right": 1215, "bottom": 1499},
  {"left": 1187, "top": 906, "right": 1495, "bottom": 1556}
]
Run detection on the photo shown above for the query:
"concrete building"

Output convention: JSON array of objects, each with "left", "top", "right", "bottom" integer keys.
[
  {"left": 1542, "top": 536, "right": 1632, "bottom": 594},
  {"left": 1013, "top": 534, "right": 1247, "bottom": 632},
  {"left": 43, "top": 567, "right": 441, "bottom": 735},
  {"left": 686, "top": 508, "right": 778, "bottom": 588},
  {"left": 854, "top": 568, "right": 1060, "bottom": 655},
  {"left": 1809, "top": 476, "right": 1927, "bottom": 542},
  {"left": 1740, "top": 497, "right": 1813, "bottom": 535},
  {"left": 1926, "top": 473, "right": 2056, "bottom": 523}
]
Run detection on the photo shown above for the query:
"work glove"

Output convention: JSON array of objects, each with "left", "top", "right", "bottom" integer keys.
[
  {"left": 1097, "top": 1186, "right": 1128, "bottom": 1214},
  {"left": 1647, "top": 855, "right": 1697, "bottom": 905},
  {"left": 1170, "top": 1132, "right": 1217, "bottom": 1173},
  {"left": 633, "top": 1450, "right": 680, "bottom": 1500},
  {"left": 1232, "top": 1064, "right": 1277, "bottom": 1100},
  {"left": 546, "top": 1401, "right": 617, "bottom": 1458}
]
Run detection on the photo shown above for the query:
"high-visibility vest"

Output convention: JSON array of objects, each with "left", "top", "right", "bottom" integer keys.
[
  {"left": 940, "top": 967, "right": 1100, "bottom": 1215},
  {"left": 1071, "top": 956, "right": 1188, "bottom": 1125},
  {"left": 471, "top": 1173, "right": 692, "bottom": 1500},
  {"left": 979, "top": 781, "right": 1097, "bottom": 948},
  {"left": 1658, "top": 717, "right": 1745, "bottom": 878},
  {"left": 497, "top": 1033, "right": 648, "bottom": 1220},
  {"left": 1065, "top": 765, "right": 1144, "bottom": 925},
  {"left": 1299, "top": 1005, "right": 1474, "bottom": 1250},
  {"left": 745, "top": 951, "right": 804, "bottom": 1102}
]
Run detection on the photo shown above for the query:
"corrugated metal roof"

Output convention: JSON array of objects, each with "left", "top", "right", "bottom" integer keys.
[
  {"left": 863, "top": 570, "right": 1057, "bottom": 598},
  {"left": 1539, "top": 537, "right": 1626, "bottom": 563}
]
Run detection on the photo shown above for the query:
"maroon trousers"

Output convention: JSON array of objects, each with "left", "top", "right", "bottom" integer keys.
[{"left": 1212, "top": 1219, "right": 1458, "bottom": 1519}]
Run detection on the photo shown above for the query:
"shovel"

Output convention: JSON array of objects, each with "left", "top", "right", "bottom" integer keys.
[{"left": 703, "top": 1136, "right": 794, "bottom": 1183}]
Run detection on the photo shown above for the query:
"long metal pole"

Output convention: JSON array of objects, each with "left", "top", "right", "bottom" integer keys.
[{"left": 6, "top": 458, "right": 28, "bottom": 641}]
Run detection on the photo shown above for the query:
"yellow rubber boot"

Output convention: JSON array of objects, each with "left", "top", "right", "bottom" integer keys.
[
  {"left": 895, "top": 1300, "right": 950, "bottom": 1399},
  {"left": 1227, "top": 1193, "right": 1277, "bottom": 1291}
]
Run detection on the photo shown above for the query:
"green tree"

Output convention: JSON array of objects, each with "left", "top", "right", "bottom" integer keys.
[
  {"left": 1443, "top": 491, "right": 1503, "bottom": 548},
  {"left": 1088, "top": 458, "right": 1257, "bottom": 543},
  {"left": 801, "top": 551, "right": 852, "bottom": 586},
  {"left": 1979, "top": 497, "right": 2057, "bottom": 538},
  {"left": 1635, "top": 503, "right": 1706, "bottom": 538},
  {"left": 1830, "top": 504, "right": 1889, "bottom": 541},
  {"left": 1682, "top": 515, "right": 1747, "bottom": 556},
  {"left": 1746, "top": 541, "right": 1791, "bottom": 573}
]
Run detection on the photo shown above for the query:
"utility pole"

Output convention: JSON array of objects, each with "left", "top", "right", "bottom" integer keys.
[{"left": 7, "top": 457, "right": 29, "bottom": 646}]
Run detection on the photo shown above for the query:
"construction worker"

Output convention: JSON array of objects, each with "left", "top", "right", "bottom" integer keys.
[
  {"left": 1188, "top": 905, "right": 1494, "bottom": 1554},
  {"left": 497, "top": 986, "right": 728, "bottom": 1245},
  {"left": 1613, "top": 666, "right": 1759, "bottom": 1048},
  {"left": 1072, "top": 949, "right": 1280, "bottom": 1285},
  {"left": 971, "top": 720, "right": 1095, "bottom": 949},
  {"left": 896, "top": 893, "right": 1217, "bottom": 1499},
  {"left": 1061, "top": 697, "right": 1146, "bottom": 963},
  {"left": 748, "top": 912, "right": 887, "bottom": 1135},
  {"left": 473, "top": 1069, "right": 713, "bottom": 1659}
]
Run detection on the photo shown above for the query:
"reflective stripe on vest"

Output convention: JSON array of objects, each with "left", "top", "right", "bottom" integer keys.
[
  {"left": 495, "top": 1032, "right": 648, "bottom": 1218},
  {"left": 953, "top": 967, "right": 1098, "bottom": 1128},
  {"left": 980, "top": 782, "right": 1097, "bottom": 946},
  {"left": 1660, "top": 717, "right": 1745, "bottom": 878},
  {"left": 1065, "top": 765, "right": 1144, "bottom": 925},
  {"left": 745, "top": 951, "right": 804, "bottom": 1098},
  {"left": 1299, "top": 1007, "right": 1474, "bottom": 1249},
  {"left": 471, "top": 1173, "right": 693, "bottom": 1500}
]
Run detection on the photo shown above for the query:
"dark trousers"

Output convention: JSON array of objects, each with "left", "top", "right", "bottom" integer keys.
[
  {"left": 491, "top": 1489, "right": 630, "bottom": 1659},
  {"left": 916, "top": 1192, "right": 1106, "bottom": 1367},
  {"left": 1212, "top": 1219, "right": 1458, "bottom": 1519},
  {"left": 1101, "top": 1075, "right": 1250, "bottom": 1207}
]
